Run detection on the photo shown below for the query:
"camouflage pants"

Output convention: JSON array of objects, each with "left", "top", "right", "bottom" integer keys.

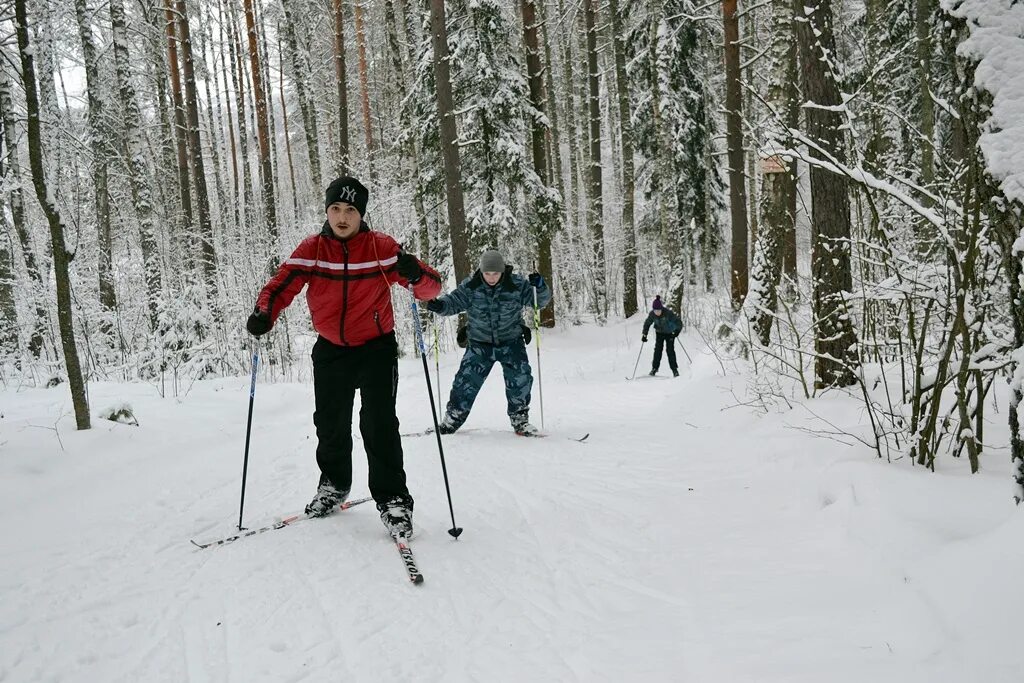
[{"left": 445, "top": 340, "right": 533, "bottom": 428}]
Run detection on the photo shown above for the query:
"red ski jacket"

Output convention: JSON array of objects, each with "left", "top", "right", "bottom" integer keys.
[{"left": 255, "top": 223, "right": 441, "bottom": 347}]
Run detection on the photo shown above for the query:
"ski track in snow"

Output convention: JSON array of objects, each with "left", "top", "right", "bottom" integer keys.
[{"left": 1, "top": 319, "right": 1022, "bottom": 681}]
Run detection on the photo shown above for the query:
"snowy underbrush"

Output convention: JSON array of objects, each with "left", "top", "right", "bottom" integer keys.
[{"left": 682, "top": 286, "right": 1014, "bottom": 485}]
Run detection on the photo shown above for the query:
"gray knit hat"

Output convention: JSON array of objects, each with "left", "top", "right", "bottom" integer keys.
[{"left": 478, "top": 249, "right": 505, "bottom": 273}]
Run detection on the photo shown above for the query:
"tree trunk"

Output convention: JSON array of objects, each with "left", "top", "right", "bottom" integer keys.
[
  {"left": 723, "top": 0, "right": 749, "bottom": 311},
  {"left": 0, "top": 58, "right": 47, "bottom": 356},
  {"left": 242, "top": 0, "right": 279, "bottom": 250},
  {"left": 608, "top": 0, "right": 637, "bottom": 318},
  {"left": 163, "top": 0, "right": 194, "bottom": 239},
  {"left": 198, "top": 0, "right": 229, "bottom": 244},
  {"left": 916, "top": 0, "right": 934, "bottom": 201},
  {"left": 386, "top": 0, "right": 430, "bottom": 261},
  {"left": 175, "top": 0, "right": 219, "bottom": 298},
  {"left": 429, "top": 0, "right": 471, "bottom": 281},
  {"left": 0, "top": 187, "right": 16, "bottom": 353},
  {"left": 782, "top": 4, "right": 799, "bottom": 289},
  {"left": 583, "top": 0, "right": 606, "bottom": 320},
  {"left": 225, "top": 0, "right": 255, "bottom": 221},
  {"left": 216, "top": 0, "right": 240, "bottom": 233},
  {"left": 745, "top": 0, "right": 797, "bottom": 346},
  {"left": 557, "top": 0, "right": 580, "bottom": 237},
  {"left": 539, "top": 0, "right": 565, "bottom": 217},
  {"left": 521, "top": 0, "right": 556, "bottom": 327},
  {"left": 354, "top": 1, "right": 376, "bottom": 173},
  {"left": 277, "top": 30, "right": 299, "bottom": 222},
  {"left": 111, "top": 0, "right": 162, "bottom": 329},
  {"left": 796, "top": 0, "right": 859, "bottom": 388},
  {"left": 255, "top": 1, "right": 281, "bottom": 224},
  {"left": 74, "top": 0, "right": 117, "bottom": 325},
  {"left": 199, "top": 1, "right": 229, "bottom": 256},
  {"left": 333, "top": 0, "right": 351, "bottom": 175},
  {"left": 15, "top": 0, "right": 90, "bottom": 429},
  {"left": 280, "top": 0, "right": 322, "bottom": 198},
  {"left": 142, "top": 0, "right": 180, "bottom": 270}
]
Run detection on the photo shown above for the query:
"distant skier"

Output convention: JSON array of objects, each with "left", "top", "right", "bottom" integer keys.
[
  {"left": 642, "top": 296, "right": 683, "bottom": 377},
  {"left": 245, "top": 176, "right": 441, "bottom": 540},
  {"left": 424, "top": 249, "right": 551, "bottom": 435}
]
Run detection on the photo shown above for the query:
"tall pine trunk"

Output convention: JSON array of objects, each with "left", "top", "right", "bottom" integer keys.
[
  {"left": 333, "top": 0, "right": 351, "bottom": 175},
  {"left": 354, "top": 1, "right": 376, "bottom": 177},
  {"left": 386, "top": 0, "right": 430, "bottom": 258},
  {"left": 163, "top": 0, "right": 194, "bottom": 235},
  {"left": 277, "top": 31, "right": 299, "bottom": 222},
  {"left": 521, "top": 0, "right": 556, "bottom": 327},
  {"left": 429, "top": 0, "right": 471, "bottom": 280},
  {"left": 175, "top": 0, "right": 219, "bottom": 299},
  {"left": 583, "top": 0, "right": 606, "bottom": 320},
  {"left": 782, "top": 3, "right": 799, "bottom": 290},
  {"left": 242, "top": 0, "right": 279, "bottom": 251},
  {"left": 608, "top": 0, "right": 637, "bottom": 318},
  {"left": 15, "top": 0, "right": 90, "bottom": 429},
  {"left": 916, "top": 0, "right": 935, "bottom": 203},
  {"left": 796, "top": 0, "right": 859, "bottom": 388},
  {"left": 225, "top": 0, "right": 255, "bottom": 221},
  {"left": 723, "top": 0, "right": 749, "bottom": 311}
]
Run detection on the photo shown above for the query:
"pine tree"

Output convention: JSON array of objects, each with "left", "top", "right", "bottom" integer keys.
[
  {"left": 628, "top": 0, "right": 722, "bottom": 313},
  {"left": 447, "top": 0, "right": 531, "bottom": 254}
]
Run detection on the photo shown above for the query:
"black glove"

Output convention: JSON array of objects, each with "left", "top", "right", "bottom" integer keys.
[
  {"left": 641, "top": 334, "right": 648, "bottom": 343},
  {"left": 246, "top": 308, "right": 272, "bottom": 337},
  {"left": 425, "top": 299, "right": 443, "bottom": 313},
  {"left": 521, "top": 324, "right": 532, "bottom": 345},
  {"left": 396, "top": 251, "right": 423, "bottom": 283},
  {"left": 456, "top": 325, "right": 468, "bottom": 348},
  {"left": 528, "top": 272, "right": 543, "bottom": 288}
]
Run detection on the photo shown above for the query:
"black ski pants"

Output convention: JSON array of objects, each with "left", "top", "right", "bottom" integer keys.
[
  {"left": 311, "top": 332, "right": 410, "bottom": 506},
  {"left": 652, "top": 332, "right": 678, "bottom": 372}
]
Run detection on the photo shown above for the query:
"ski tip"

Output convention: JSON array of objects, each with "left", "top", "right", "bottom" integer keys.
[
  {"left": 190, "top": 539, "right": 208, "bottom": 549},
  {"left": 578, "top": 433, "right": 590, "bottom": 442},
  {"left": 412, "top": 574, "right": 425, "bottom": 585}
]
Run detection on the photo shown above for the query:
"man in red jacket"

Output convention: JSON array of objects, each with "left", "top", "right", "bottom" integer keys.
[{"left": 245, "top": 177, "right": 441, "bottom": 540}]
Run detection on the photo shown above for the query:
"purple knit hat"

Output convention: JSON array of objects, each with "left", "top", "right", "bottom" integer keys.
[{"left": 652, "top": 296, "right": 663, "bottom": 311}]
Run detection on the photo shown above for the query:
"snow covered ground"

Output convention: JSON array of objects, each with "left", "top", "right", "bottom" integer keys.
[{"left": 2, "top": 320, "right": 1022, "bottom": 682}]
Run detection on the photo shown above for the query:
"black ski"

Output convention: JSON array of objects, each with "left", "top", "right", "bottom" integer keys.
[
  {"left": 191, "top": 496, "right": 374, "bottom": 549},
  {"left": 393, "top": 536, "right": 424, "bottom": 584}
]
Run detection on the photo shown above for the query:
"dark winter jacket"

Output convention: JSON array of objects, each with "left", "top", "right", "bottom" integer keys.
[
  {"left": 255, "top": 222, "right": 441, "bottom": 347},
  {"left": 430, "top": 266, "right": 552, "bottom": 346},
  {"left": 643, "top": 307, "right": 683, "bottom": 337}
]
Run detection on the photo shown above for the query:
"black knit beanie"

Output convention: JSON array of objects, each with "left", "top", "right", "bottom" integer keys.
[{"left": 325, "top": 177, "right": 369, "bottom": 215}]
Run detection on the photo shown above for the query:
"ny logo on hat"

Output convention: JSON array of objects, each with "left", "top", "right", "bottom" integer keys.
[{"left": 338, "top": 186, "right": 357, "bottom": 203}]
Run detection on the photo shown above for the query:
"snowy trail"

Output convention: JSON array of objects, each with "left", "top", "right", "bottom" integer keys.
[{"left": 2, "top": 320, "right": 1022, "bottom": 681}]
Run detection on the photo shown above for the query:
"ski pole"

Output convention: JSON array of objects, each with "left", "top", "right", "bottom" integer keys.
[
  {"left": 237, "top": 343, "right": 259, "bottom": 531},
  {"left": 674, "top": 333, "right": 693, "bottom": 364},
  {"left": 628, "top": 340, "right": 645, "bottom": 380},
  {"left": 409, "top": 285, "right": 463, "bottom": 538},
  {"left": 433, "top": 321, "right": 441, "bottom": 407},
  {"left": 531, "top": 285, "right": 544, "bottom": 430}
]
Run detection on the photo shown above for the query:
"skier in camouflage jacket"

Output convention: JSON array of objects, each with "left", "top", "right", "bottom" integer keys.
[{"left": 425, "top": 249, "right": 551, "bottom": 435}]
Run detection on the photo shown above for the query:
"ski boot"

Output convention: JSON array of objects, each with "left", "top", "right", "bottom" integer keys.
[
  {"left": 378, "top": 495, "right": 414, "bottom": 540},
  {"left": 305, "top": 477, "right": 350, "bottom": 517}
]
